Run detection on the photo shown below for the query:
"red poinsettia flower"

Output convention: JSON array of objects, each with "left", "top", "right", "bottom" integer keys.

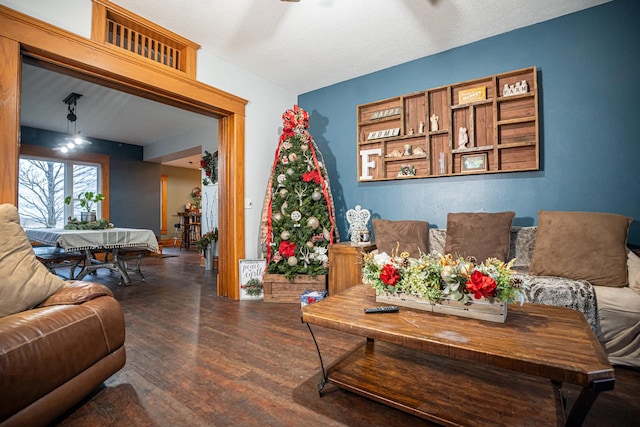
[
  {"left": 278, "top": 241, "right": 296, "bottom": 258},
  {"left": 379, "top": 264, "right": 400, "bottom": 286},
  {"left": 302, "top": 171, "right": 322, "bottom": 184},
  {"left": 466, "top": 270, "right": 498, "bottom": 299}
]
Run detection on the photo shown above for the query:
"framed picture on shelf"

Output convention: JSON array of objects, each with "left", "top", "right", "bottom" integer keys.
[{"left": 461, "top": 153, "right": 487, "bottom": 172}]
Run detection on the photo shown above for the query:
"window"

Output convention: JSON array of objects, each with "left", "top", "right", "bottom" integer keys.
[{"left": 18, "top": 156, "right": 101, "bottom": 228}]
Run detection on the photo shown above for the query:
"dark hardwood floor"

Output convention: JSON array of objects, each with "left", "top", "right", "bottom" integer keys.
[{"left": 53, "top": 248, "right": 640, "bottom": 426}]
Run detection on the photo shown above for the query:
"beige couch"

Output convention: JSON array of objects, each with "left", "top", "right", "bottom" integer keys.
[
  {"left": 0, "top": 204, "right": 126, "bottom": 426},
  {"left": 371, "top": 211, "right": 639, "bottom": 368}
]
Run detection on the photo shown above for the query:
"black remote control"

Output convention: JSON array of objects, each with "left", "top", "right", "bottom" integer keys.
[{"left": 364, "top": 306, "right": 399, "bottom": 313}]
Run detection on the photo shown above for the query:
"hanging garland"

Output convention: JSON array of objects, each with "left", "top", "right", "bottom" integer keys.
[{"left": 201, "top": 150, "right": 218, "bottom": 185}]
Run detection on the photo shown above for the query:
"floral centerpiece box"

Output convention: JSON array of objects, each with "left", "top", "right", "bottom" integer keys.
[{"left": 362, "top": 251, "right": 527, "bottom": 323}]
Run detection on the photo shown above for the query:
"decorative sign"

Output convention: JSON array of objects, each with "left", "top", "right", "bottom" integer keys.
[
  {"left": 367, "top": 128, "right": 400, "bottom": 140},
  {"left": 502, "top": 80, "right": 528, "bottom": 97},
  {"left": 458, "top": 86, "right": 486, "bottom": 105},
  {"left": 370, "top": 107, "right": 401, "bottom": 120},
  {"left": 239, "top": 259, "right": 266, "bottom": 300}
]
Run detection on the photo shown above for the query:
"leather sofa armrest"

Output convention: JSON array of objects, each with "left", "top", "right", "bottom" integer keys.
[{"left": 37, "top": 281, "right": 114, "bottom": 307}]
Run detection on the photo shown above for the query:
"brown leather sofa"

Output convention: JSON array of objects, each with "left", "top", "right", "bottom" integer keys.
[
  {"left": 0, "top": 281, "right": 126, "bottom": 426},
  {"left": 0, "top": 203, "right": 126, "bottom": 426}
]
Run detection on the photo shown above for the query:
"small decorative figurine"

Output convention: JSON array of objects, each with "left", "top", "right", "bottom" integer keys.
[
  {"left": 346, "top": 205, "right": 371, "bottom": 245},
  {"left": 403, "top": 144, "right": 412, "bottom": 156},
  {"left": 458, "top": 127, "right": 469, "bottom": 148},
  {"left": 407, "top": 128, "right": 414, "bottom": 135},
  {"left": 430, "top": 114, "right": 439, "bottom": 132},
  {"left": 418, "top": 121, "right": 425, "bottom": 133}
]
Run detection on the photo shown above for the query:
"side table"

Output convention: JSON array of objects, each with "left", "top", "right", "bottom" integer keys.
[{"left": 327, "top": 241, "right": 376, "bottom": 295}]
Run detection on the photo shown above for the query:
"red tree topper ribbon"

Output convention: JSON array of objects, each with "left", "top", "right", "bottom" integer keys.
[
  {"left": 278, "top": 241, "right": 296, "bottom": 258},
  {"left": 380, "top": 264, "right": 400, "bottom": 286},
  {"left": 465, "top": 270, "right": 498, "bottom": 299}
]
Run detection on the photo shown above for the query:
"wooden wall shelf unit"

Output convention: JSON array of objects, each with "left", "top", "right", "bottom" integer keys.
[{"left": 357, "top": 67, "right": 538, "bottom": 182}]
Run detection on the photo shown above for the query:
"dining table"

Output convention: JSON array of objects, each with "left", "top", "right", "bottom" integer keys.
[{"left": 26, "top": 227, "right": 158, "bottom": 285}]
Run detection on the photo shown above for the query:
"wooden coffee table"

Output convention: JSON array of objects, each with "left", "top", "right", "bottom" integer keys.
[{"left": 301, "top": 285, "right": 614, "bottom": 427}]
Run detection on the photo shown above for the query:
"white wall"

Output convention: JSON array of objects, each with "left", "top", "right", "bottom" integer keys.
[
  {"left": 1, "top": 0, "right": 297, "bottom": 259},
  {"left": 195, "top": 53, "right": 296, "bottom": 258}
]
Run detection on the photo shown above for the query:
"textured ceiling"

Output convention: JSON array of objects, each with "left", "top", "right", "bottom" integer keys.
[
  {"left": 19, "top": 0, "right": 609, "bottom": 169},
  {"left": 111, "top": 0, "right": 609, "bottom": 94}
]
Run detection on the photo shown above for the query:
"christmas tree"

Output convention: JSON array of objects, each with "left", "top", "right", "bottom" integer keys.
[{"left": 260, "top": 106, "right": 339, "bottom": 280}]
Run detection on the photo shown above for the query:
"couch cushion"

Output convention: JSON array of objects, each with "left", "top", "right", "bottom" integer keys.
[
  {"left": 593, "top": 285, "right": 640, "bottom": 368},
  {"left": 529, "top": 210, "right": 631, "bottom": 287},
  {"left": 444, "top": 211, "right": 515, "bottom": 262},
  {"left": 372, "top": 219, "right": 429, "bottom": 257},
  {"left": 628, "top": 249, "right": 640, "bottom": 293},
  {"left": 0, "top": 204, "right": 65, "bottom": 317}
]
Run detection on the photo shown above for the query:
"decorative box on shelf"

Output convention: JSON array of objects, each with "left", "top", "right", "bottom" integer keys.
[{"left": 262, "top": 273, "right": 327, "bottom": 303}]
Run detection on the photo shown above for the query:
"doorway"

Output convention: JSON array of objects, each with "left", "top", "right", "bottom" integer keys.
[{"left": 0, "top": 7, "right": 247, "bottom": 298}]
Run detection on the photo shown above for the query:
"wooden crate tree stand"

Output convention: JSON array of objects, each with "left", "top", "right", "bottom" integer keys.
[{"left": 263, "top": 273, "right": 327, "bottom": 303}]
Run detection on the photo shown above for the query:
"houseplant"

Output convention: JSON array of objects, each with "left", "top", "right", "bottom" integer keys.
[
  {"left": 197, "top": 227, "right": 218, "bottom": 270},
  {"left": 64, "top": 191, "right": 105, "bottom": 222}
]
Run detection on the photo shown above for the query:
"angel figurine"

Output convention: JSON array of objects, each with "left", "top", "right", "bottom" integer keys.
[{"left": 346, "top": 205, "right": 371, "bottom": 245}]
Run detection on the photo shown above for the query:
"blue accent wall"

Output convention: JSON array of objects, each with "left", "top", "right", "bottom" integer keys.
[{"left": 299, "top": 0, "right": 640, "bottom": 245}]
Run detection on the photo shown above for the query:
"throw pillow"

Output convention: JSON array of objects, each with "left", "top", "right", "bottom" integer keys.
[
  {"left": 0, "top": 204, "right": 65, "bottom": 317},
  {"left": 372, "top": 219, "right": 429, "bottom": 257},
  {"left": 628, "top": 249, "right": 640, "bottom": 293},
  {"left": 444, "top": 211, "right": 515, "bottom": 262},
  {"left": 529, "top": 210, "right": 631, "bottom": 287}
]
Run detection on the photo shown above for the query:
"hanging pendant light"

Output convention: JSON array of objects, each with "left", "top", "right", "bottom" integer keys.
[{"left": 55, "top": 92, "right": 91, "bottom": 152}]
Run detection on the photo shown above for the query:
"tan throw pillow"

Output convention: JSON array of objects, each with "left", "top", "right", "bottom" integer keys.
[
  {"left": 372, "top": 219, "right": 429, "bottom": 257},
  {"left": 444, "top": 211, "right": 515, "bottom": 262},
  {"left": 627, "top": 249, "right": 640, "bottom": 293},
  {"left": 529, "top": 210, "right": 631, "bottom": 287},
  {"left": 0, "top": 204, "right": 65, "bottom": 317}
]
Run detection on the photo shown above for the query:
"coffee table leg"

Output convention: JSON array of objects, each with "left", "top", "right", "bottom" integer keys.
[
  {"left": 305, "top": 323, "right": 328, "bottom": 395},
  {"left": 564, "top": 378, "right": 615, "bottom": 426}
]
